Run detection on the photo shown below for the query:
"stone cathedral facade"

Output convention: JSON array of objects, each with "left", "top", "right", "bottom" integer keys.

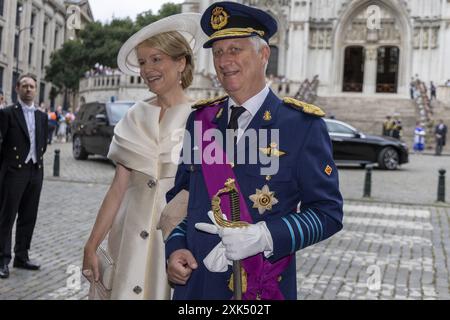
[{"left": 182, "top": 0, "right": 450, "bottom": 97}]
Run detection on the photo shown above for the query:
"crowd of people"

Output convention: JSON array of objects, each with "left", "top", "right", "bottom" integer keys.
[
  {"left": 37, "top": 104, "right": 76, "bottom": 144},
  {"left": 382, "top": 114, "right": 403, "bottom": 139},
  {"left": 84, "top": 63, "right": 121, "bottom": 78}
]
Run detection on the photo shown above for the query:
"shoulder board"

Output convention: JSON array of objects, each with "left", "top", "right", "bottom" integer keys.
[
  {"left": 283, "top": 97, "right": 325, "bottom": 117},
  {"left": 192, "top": 95, "right": 228, "bottom": 109}
]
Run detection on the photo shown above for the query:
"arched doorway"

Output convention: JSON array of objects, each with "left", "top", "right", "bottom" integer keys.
[
  {"left": 332, "top": 0, "right": 412, "bottom": 95},
  {"left": 342, "top": 46, "right": 365, "bottom": 92},
  {"left": 376, "top": 46, "right": 399, "bottom": 93},
  {"left": 267, "top": 45, "right": 279, "bottom": 77}
]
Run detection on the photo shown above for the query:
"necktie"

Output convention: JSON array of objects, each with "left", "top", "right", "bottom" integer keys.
[{"left": 227, "top": 106, "right": 246, "bottom": 130}]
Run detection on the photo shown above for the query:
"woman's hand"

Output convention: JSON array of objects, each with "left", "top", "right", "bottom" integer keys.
[{"left": 82, "top": 246, "right": 100, "bottom": 283}]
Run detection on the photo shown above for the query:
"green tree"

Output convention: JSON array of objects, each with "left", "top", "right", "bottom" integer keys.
[
  {"left": 136, "top": 3, "right": 181, "bottom": 29},
  {"left": 79, "top": 18, "right": 135, "bottom": 69},
  {"left": 45, "top": 40, "right": 87, "bottom": 93}
]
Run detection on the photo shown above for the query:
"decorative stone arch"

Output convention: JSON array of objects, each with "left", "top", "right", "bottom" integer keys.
[
  {"left": 266, "top": 8, "right": 288, "bottom": 77},
  {"left": 331, "top": 0, "right": 412, "bottom": 95}
]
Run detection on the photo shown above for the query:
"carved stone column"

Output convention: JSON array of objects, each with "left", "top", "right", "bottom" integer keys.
[{"left": 363, "top": 46, "right": 378, "bottom": 94}]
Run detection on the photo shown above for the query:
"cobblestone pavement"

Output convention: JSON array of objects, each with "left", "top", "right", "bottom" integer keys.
[
  {"left": 1, "top": 142, "right": 449, "bottom": 299},
  {"left": 338, "top": 152, "right": 450, "bottom": 205},
  {"left": 43, "top": 142, "right": 114, "bottom": 185},
  {"left": 0, "top": 180, "right": 107, "bottom": 300},
  {"left": 297, "top": 202, "right": 450, "bottom": 300}
]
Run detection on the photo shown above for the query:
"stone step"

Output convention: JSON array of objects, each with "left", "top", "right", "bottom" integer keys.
[{"left": 316, "top": 96, "right": 418, "bottom": 144}]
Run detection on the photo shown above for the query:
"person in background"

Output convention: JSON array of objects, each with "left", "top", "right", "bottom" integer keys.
[
  {"left": 413, "top": 121, "right": 426, "bottom": 153},
  {"left": 382, "top": 115, "right": 394, "bottom": 136},
  {"left": 0, "top": 74, "right": 48, "bottom": 279},
  {"left": 47, "top": 110, "right": 57, "bottom": 145},
  {"left": 391, "top": 114, "right": 402, "bottom": 139},
  {"left": 435, "top": 119, "right": 448, "bottom": 156},
  {"left": 430, "top": 81, "right": 436, "bottom": 100},
  {"left": 0, "top": 90, "right": 6, "bottom": 110}
]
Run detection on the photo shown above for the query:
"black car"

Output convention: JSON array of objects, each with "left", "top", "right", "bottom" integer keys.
[
  {"left": 72, "top": 101, "right": 134, "bottom": 160},
  {"left": 324, "top": 118, "right": 409, "bottom": 170}
]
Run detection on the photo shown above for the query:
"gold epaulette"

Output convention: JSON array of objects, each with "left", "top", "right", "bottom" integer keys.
[
  {"left": 192, "top": 95, "right": 229, "bottom": 109},
  {"left": 283, "top": 97, "right": 325, "bottom": 117}
]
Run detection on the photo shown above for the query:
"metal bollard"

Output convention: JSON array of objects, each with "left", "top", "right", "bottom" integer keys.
[
  {"left": 363, "top": 164, "right": 373, "bottom": 198},
  {"left": 437, "top": 169, "right": 446, "bottom": 202},
  {"left": 53, "top": 149, "right": 60, "bottom": 177}
]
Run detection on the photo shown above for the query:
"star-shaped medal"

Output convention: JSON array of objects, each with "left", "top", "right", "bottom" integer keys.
[{"left": 249, "top": 185, "right": 279, "bottom": 214}]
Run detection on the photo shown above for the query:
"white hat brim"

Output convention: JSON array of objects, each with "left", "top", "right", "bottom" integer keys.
[{"left": 117, "top": 13, "right": 206, "bottom": 76}]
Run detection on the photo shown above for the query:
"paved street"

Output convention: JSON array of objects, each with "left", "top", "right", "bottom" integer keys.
[{"left": 0, "top": 142, "right": 449, "bottom": 300}]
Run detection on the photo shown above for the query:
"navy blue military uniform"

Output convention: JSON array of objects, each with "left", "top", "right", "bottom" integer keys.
[
  {"left": 165, "top": 1, "right": 343, "bottom": 300},
  {"left": 165, "top": 92, "right": 343, "bottom": 299}
]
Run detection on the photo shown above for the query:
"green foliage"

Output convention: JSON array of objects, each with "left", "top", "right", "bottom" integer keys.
[
  {"left": 79, "top": 18, "right": 135, "bottom": 69},
  {"left": 136, "top": 3, "right": 181, "bottom": 29},
  {"left": 44, "top": 40, "right": 87, "bottom": 93},
  {"left": 45, "top": 2, "right": 182, "bottom": 93}
]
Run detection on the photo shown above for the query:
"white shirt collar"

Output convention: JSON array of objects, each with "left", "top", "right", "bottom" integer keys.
[
  {"left": 228, "top": 85, "right": 270, "bottom": 116},
  {"left": 18, "top": 98, "right": 35, "bottom": 110}
]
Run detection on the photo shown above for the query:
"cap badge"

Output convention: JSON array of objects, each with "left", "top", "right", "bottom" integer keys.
[{"left": 211, "top": 7, "right": 229, "bottom": 30}]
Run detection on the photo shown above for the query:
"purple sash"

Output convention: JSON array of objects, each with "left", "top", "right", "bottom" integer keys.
[{"left": 195, "top": 104, "right": 292, "bottom": 300}]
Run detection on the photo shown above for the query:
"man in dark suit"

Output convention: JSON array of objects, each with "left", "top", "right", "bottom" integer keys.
[
  {"left": 435, "top": 119, "right": 448, "bottom": 156},
  {"left": 0, "top": 74, "right": 48, "bottom": 279}
]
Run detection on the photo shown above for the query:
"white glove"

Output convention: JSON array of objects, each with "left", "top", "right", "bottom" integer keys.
[
  {"left": 195, "top": 211, "right": 274, "bottom": 261},
  {"left": 195, "top": 211, "right": 229, "bottom": 273},
  {"left": 202, "top": 242, "right": 232, "bottom": 272},
  {"left": 221, "top": 221, "right": 274, "bottom": 260},
  {"left": 195, "top": 211, "right": 224, "bottom": 237}
]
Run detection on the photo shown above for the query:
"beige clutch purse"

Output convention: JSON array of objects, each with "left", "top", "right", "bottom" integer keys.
[
  {"left": 157, "top": 190, "right": 189, "bottom": 240},
  {"left": 87, "top": 245, "right": 115, "bottom": 300}
]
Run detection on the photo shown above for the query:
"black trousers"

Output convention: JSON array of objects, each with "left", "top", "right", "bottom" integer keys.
[{"left": 0, "top": 162, "right": 43, "bottom": 265}]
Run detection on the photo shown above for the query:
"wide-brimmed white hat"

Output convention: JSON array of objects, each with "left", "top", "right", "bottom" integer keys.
[{"left": 117, "top": 13, "right": 206, "bottom": 76}]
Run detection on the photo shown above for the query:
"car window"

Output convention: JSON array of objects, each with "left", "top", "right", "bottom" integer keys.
[
  {"left": 326, "top": 121, "right": 356, "bottom": 134},
  {"left": 86, "top": 105, "right": 98, "bottom": 121},
  {"left": 106, "top": 102, "right": 134, "bottom": 125}
]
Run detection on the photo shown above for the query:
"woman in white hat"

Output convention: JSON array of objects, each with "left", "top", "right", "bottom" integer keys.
[{"left": 82, "top": 13, "right": 205, "bottom": 300}]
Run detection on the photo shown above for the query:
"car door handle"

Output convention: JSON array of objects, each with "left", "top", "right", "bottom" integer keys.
[{"left": 333, "top": 138, "right": 344, "bottom": 142}]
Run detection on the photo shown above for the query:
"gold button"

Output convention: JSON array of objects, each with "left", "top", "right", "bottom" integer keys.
[
  {"left": 16, "top": 156, "right": 19, "bottom": 160},
  {"left": 40, "top": 157, "right": 43, "bottom": 160},
  {"left": 18, "top": 165, "right": 22, "bottom": 168},
  {"left": 229, "top": 162, "right": 235, "bottom": 168},
  {"left": 39, "top": 165, "right": 42, "bottom": 169}
]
